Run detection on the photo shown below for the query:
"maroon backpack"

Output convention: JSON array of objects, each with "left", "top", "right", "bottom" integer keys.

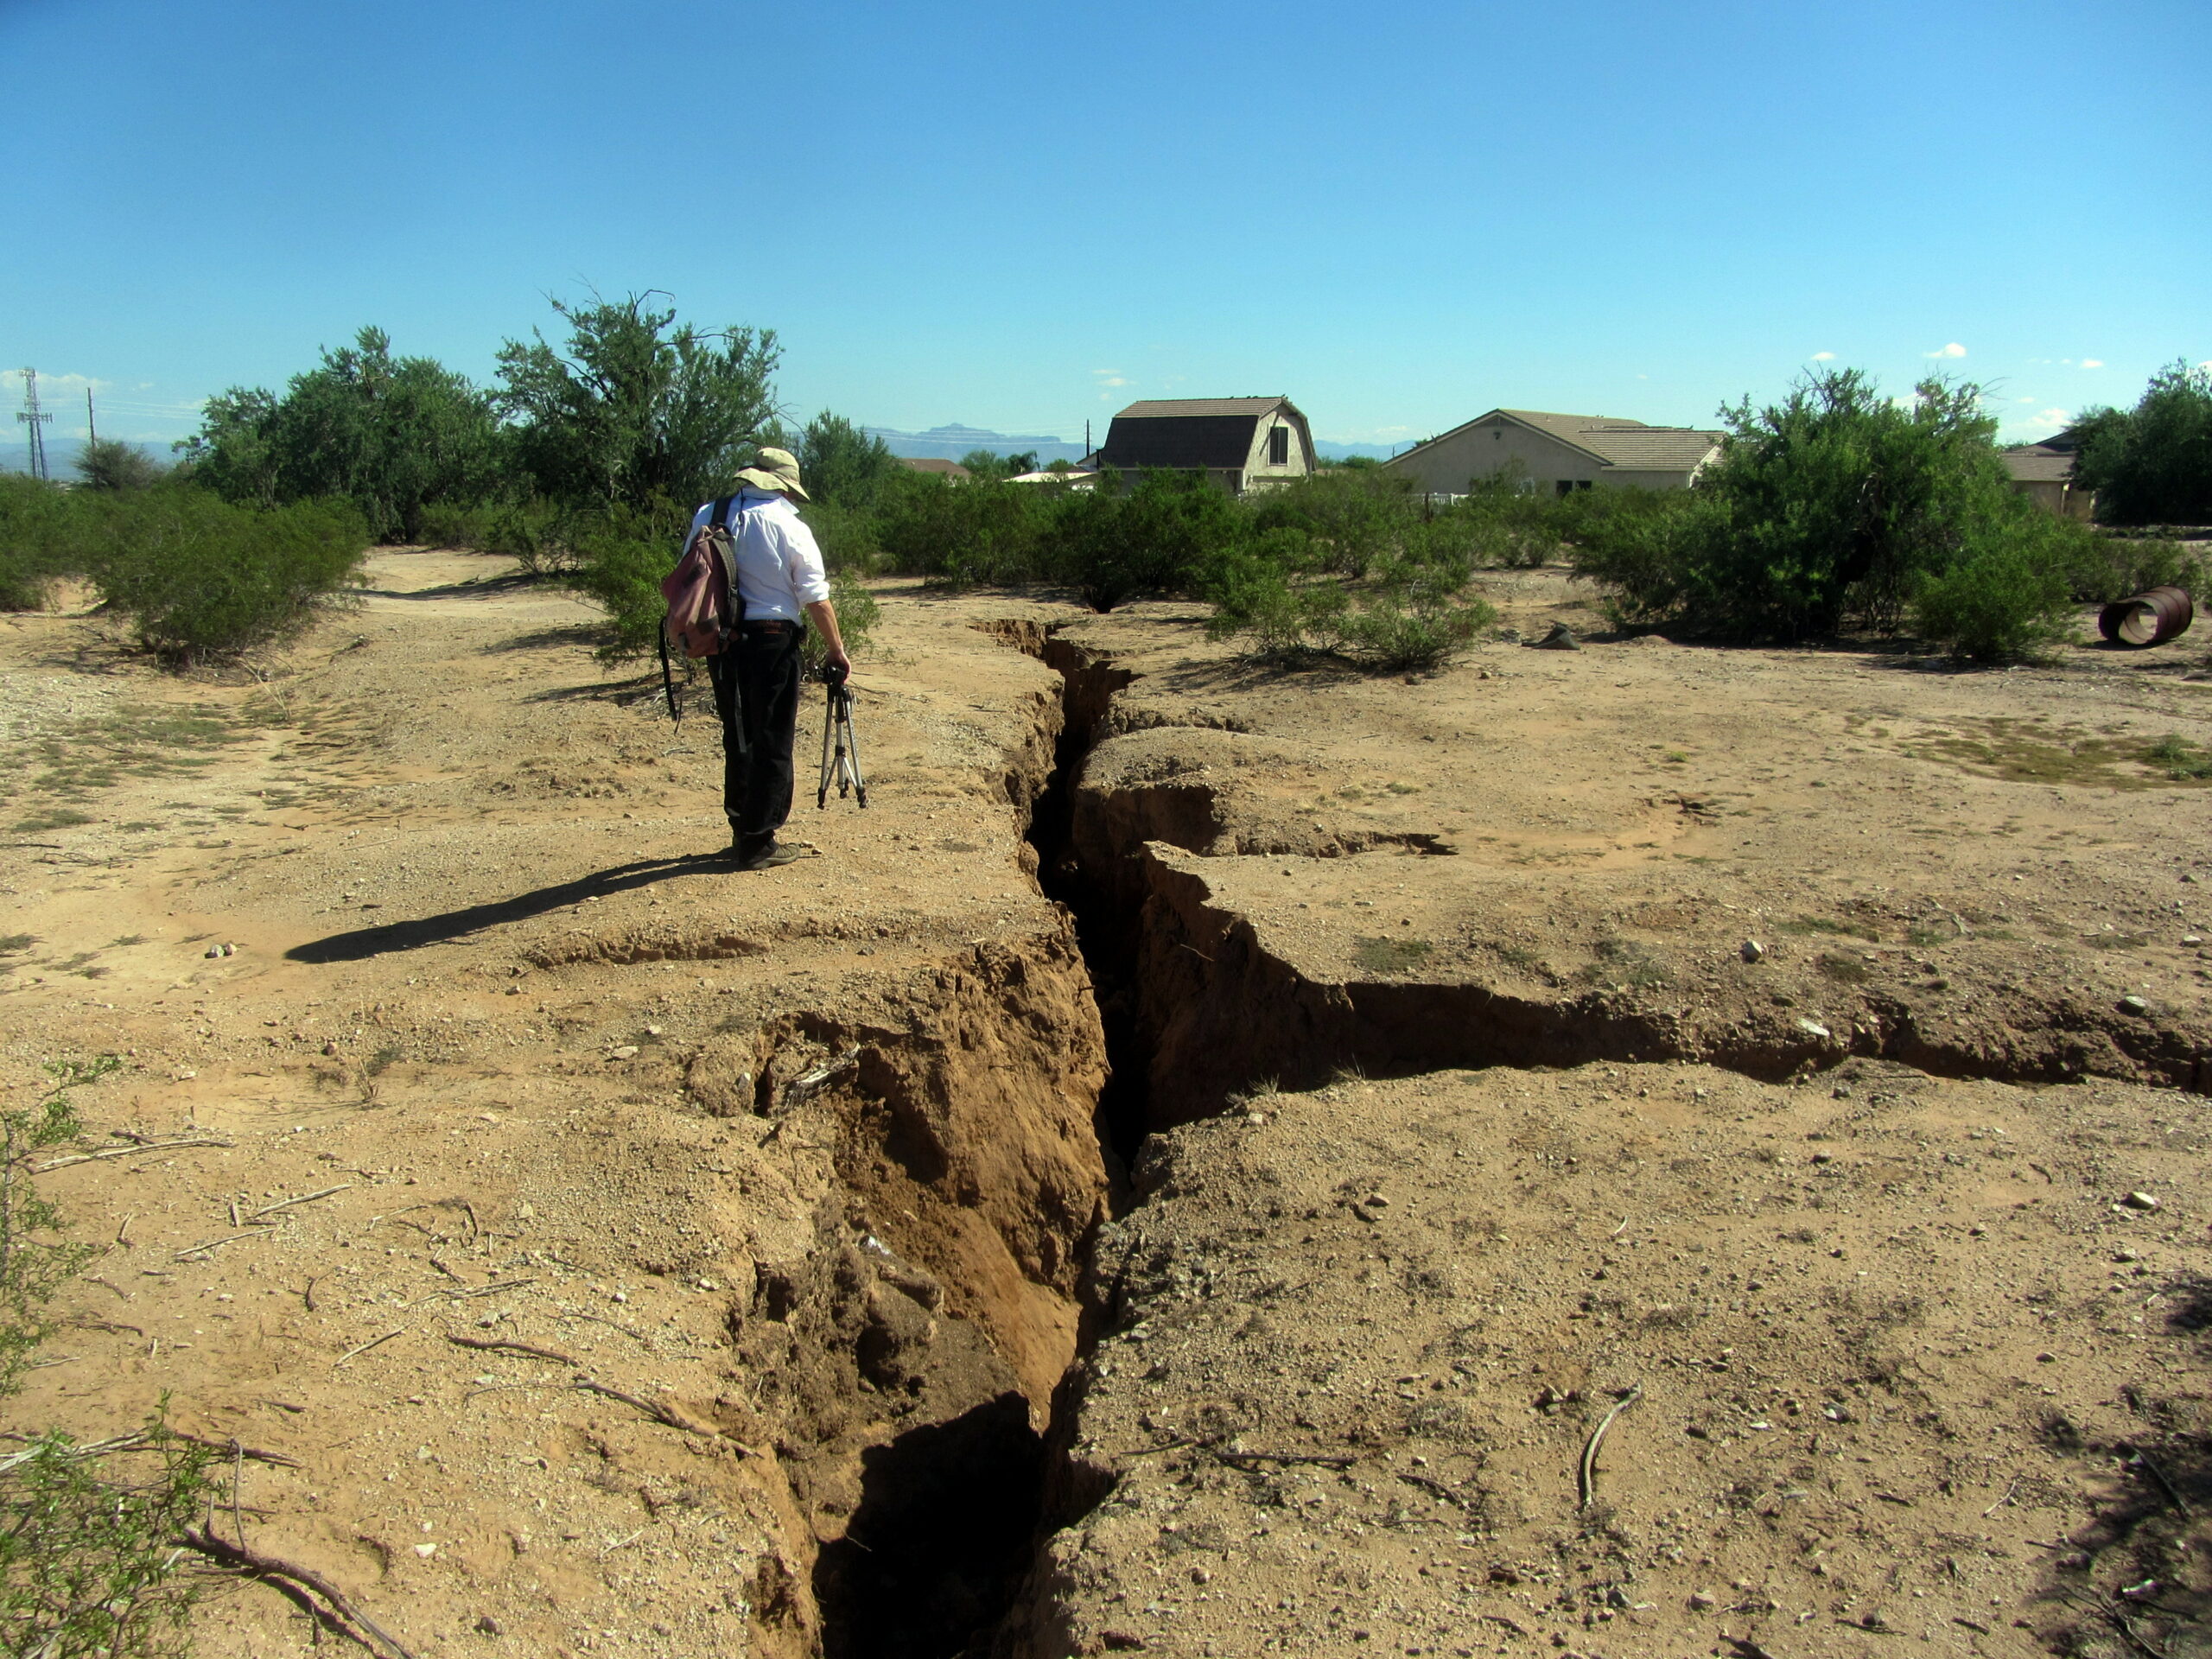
[{"left": 657, "top": 495, "right": 745, "bottom": 721}]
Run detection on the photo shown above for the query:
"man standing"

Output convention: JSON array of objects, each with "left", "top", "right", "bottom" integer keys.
[{"left": 689, "top": 447, "right": 851, "bottom": 871}]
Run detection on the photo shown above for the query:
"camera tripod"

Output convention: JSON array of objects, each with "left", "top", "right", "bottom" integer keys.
[{"left": 817, "top": 664, "right": 868, "bottom": 810}]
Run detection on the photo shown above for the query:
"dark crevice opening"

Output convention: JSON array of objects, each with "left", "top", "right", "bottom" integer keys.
[
  {"left": 805, "top": 626, "right": 1147, "bottom": 1659},
  {"left": 811, "top": 1395, "right": 1045, "bottom": 1659},
  {"left": 1024, "top": 632, "right": 1150, "bottom": 1166}
]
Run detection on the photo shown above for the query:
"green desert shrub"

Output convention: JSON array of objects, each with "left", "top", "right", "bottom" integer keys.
[
  {"left": 1201, "top": 529, "right": 1346, "bottom": 656},
  {"left": 1908, "top": 524, "right": 2076, "bottom": 663},
  {"left": 3, "top": 1055, "right": 218, "bottom": 1658},
  {"left": 73, "top": 439, "right": 165, "bottom": 493},
  {"left": 82, "top": 490, "right": 368, "bottom": 665},
  {"left": 874, "top": 471, "right": 1049, "bottom": 584},
  {"left": 1246, "top": 467, "right": 1419, "bottom": 577},
  {"left": 2072, "top": 360, "right": 2212, "bottom": 527},
  {"left": 2059, "top": 529, "right": 2205, "bottom": 605},
  {"left": 0, "top": 475, "right": 77, "bottom": 611},
  {"left": 0, "top": 1419, "right": 217, "bottom": 1659},
  {"left": 1572, "top": 367, "right": 2078, "bottom": 659},
  {"left": 1041, "top": 469, "right": 1245, "bottom": 611}
]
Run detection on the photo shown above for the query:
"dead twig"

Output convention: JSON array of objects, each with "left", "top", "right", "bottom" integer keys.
[
  {"left": 247, "top": 1183, "right": 353, "bottom": 1220},
  {"left": 1983, "top": 1478, "right": 2019, "bottom": 1517},
  {"left": 1578, "top": 1384, "right": 1643, "bottom": 1511},
  {"left": 1400, "top": 1471, "right": 1473, "bottom": 1508},
  {"left": 1206, "top": 1446, "right": 1355, "bottom": 1470},
  {"left": 334, "top": 1328, "right": 407, "bottom": 1369},
  {"left": 2128, "top": 1447, "right": 2190, "bottom": 1516},
  {"left": 230, "top": 1439, "right": 247, "bottom": 1550},
  {"left": 572, "top": 1378, "right": 741, "bottom": 1448},
  {"left": 40, "top": 1135, "right": 233, "bottom": 1170},
  {"left": 174, "top": 1230, "right": 275, "bottom": 1262},
  {"left": 404, "top": 1275, "right": 537, "bottom": 1310},
  {"left": 170, "top": 1433, "right": 301, "bottom": 1469},
  {"left": 179, "top": 1525, "right": 422, "bottom": 1659},
  {"left": 1476, "top": 1611, "right": 1530, "bottom": 1637},
  {"left": 443, "top": 1332, "right": 575, "bottom": 1366}
]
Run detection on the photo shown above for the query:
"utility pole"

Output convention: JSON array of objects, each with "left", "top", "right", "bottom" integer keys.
[
  {"left": 86, "top": 387, "right": 96, "bottom": 449},
  {"left": 15, "top": 368, "right": 51, "bottom": 480}
]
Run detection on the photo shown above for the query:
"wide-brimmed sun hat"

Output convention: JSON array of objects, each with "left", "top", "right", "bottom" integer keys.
[{"left": 732, "top": 446, "right": 810, "bottom": 501}]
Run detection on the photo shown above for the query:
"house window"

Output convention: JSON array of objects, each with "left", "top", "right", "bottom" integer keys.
[
  {"left": 1268, "top": 426, "right": 1289, "bottom": 466},
  {"left": 1554, "top": 479, "right": 1592, "bottom": 496}
]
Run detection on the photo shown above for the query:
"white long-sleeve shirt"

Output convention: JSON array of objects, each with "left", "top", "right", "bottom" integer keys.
[{"left": 686, "top": 489, "right": 830, "bottom": 625}]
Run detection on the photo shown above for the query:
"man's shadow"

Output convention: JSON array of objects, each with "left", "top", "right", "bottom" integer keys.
[{"left": 284, "top": 854, "right": 731, "bottom": 964}]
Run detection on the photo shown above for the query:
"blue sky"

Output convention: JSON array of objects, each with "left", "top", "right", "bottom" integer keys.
[{"left": 3, "top": 0, "right": 2205, "bottom": 452}]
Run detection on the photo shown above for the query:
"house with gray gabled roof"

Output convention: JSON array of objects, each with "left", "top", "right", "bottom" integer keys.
[
  {"left": 1382, "top": 408, "right": 1725, "bottom": 497},
  {"left": 1095, "top": 397, "right": 1315, "bottom": 495}
]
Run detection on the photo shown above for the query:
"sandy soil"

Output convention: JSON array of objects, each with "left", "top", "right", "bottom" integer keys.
[{"left": 4, "top": 554, "right": 2209, "bottom": 1659}]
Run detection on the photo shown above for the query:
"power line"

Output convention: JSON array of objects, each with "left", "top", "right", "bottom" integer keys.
[{"left": 14, "top": 369, "right": 52, "bottom": 480}]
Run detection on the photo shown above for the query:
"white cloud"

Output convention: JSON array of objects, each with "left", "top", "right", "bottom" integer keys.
[
  {"left": 2080, "top": 359, "right": 2105, "bottom": 369},
  {"left": 1924, "top": 342, "right": 1967, "bottom": 359},
  {"left": 2015, "top": 395, "right": 2035, "bottom": 403},
  {"left": 1091, "top": 370, "right": 1128, "bottom": 388},
  {"left": 2035, "top": 407, "right": 2069, "bottom": 426},
  {"left": 1810, "top": 351, "right": 1836, "bottom": 362},
  {"left": 0, "top": 369, "right": 108, "bottom": 396},
  {"left": 2062, "top": 358, "right": 2073, "bottom": 365}
]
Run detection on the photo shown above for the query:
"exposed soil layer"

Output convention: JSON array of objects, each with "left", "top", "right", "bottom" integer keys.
[
  {"left": 4, "top": 561, "right": 1106, "bottom": 1658},
  {"left": 4, "top": 559, "right": 2209, "bottom": 1659}
]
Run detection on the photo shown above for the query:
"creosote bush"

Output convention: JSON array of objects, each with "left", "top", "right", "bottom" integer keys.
[{"left": 3, "top": 1057, "right": 218, "bottom": 1657}]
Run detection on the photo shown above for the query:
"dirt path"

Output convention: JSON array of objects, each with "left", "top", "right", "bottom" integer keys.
[{"left": 5, "top": 556, "right": 2209, "bottom": 1659}]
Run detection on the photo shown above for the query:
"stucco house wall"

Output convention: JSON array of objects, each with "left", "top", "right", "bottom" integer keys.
[
  {"left": 1383, "top": 410, "right": 1719, "bottom": 497},
  {"left": 1389, "top": 415, "right": 1604, "bottom": 494}
]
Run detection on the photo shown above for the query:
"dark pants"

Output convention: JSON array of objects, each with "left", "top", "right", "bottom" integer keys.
[{"left": 709, "top": 622, "right": 804, "bottom": 846}]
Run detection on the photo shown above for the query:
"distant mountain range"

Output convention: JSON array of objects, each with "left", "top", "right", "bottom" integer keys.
[
  {"left": 863, "top": 424, "right": 1091, "bottom": 465},
  {"left": 1, "top": 438, "right": 171, "bottom": 478}
]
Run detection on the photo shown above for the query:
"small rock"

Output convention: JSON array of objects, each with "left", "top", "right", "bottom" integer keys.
[
  {"left": 607, "top": 1045, "right": 639, "bottom": 1061},
  {"left": 204, "top": 944, "right": 222, "bottom": 958},
  {"left": 322, "top": 1040, "right": 340, "bottom": 1056},
  {"left": 2120, "top": 995, "right": 2151, "bottom": 1016},
  {"left": 1740, "top": 939, "right": 1765, "bottom": 963},
  {"left": 475, "top": 1616, "right": 503, "bottom": 1636},
  {"left": 1796, "top": 1018, "right": 1831, "bottom": 1039},
  {"left": 1688, "top": 1592, "right": 1717, "bottom": 1610},
  {"left": 645, "top": 1024, "right": 664, "bottom": 1037},
  {"left": 2114, "top": 1247, "right": 2140, "bottom": 1262},
  {"left": 2123, "top": 1192, "right": 2162, "bottom": 1211},
  {"left": 1532, "top": 622, "right": 1580, "bottom": 651},
  {"left": 2184, "top": 935, "right": 2203, "bottom": 946},
  {"left": 2037, "top": 1351, "right": 2056, "bottom": 1363},
  {"left": 221, "top": 943, "right": 236, "bottom": 957},
  {"left": 413, "top": 1542, "right": 437, "bottom": 1558},
  {"left": 515, "top": 1202, "right": 535, "bottom": 1220}
]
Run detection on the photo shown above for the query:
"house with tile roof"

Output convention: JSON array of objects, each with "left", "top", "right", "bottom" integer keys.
[
  {"left": 1094, "top": 397, "right": 1315, "bottom": 495},
  {"left": 1382, "top": 409, "right": 1725, "bottom": 497},
  {"left": 2000, "top": 441, "right": 2095, "bottom": 521}
]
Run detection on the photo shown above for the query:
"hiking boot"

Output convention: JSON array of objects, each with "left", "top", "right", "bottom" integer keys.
[{"left": 735, "top": 839, "right": 804, "bottom": 873}]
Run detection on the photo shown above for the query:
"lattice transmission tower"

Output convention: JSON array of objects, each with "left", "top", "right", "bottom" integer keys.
[{"left": 15, "top": 368, "right": 51, "bottom": 480}]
